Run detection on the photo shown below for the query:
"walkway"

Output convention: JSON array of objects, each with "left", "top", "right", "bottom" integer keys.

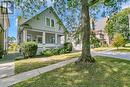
[{"left": 0, "top": 58, "right": 78, "bottom": 87}]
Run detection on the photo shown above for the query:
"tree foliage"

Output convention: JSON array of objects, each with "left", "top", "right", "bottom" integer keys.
[
  {"left": 105, "top": 8, "right": 130, "bottom": 40},
  {"left": 90, "top": 31, "right": 100, "bottom": 48},
  {"left": 112, "top": 33, "right": 126, "bottom": 49}
]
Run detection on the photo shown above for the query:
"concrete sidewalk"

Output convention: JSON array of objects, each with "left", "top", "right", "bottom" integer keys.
[
  {"left": 0, "top": 62, "right": 14, "bottom": 79},
  {"left": 0, "top": 58, "right": 78, "bottom": 87}
]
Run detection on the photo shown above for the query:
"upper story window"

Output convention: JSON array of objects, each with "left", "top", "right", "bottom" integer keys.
[
  {"left": 51, "top": 19, "right": 54, "bottom": 27},
  {"left": 46, "top": 17, "right": 55, "bottom": 27},
  {"left": 46, "top": 18, "right": 50, "bottom": 27}
]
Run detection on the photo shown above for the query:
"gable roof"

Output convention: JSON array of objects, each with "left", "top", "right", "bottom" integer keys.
[{"left": 20, "top": 7, "right": 68, "bottom": 33}]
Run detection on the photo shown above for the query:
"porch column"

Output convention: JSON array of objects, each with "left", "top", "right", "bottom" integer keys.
[
  {"left": 42, "top": 32, "right": 45, "bottom": 44},
  {"left": 23, "top": 29, "right": 27, "bottom": 42},
  {"left": 55, "top": 33, "right": 58, "bottom": 44}
]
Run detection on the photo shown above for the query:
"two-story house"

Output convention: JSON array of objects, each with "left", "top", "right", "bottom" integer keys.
[
  {"left": 18, "top": 7, "right": 67, "bottom": 53},
  {"left": 0, "top": 6, "right": 10, "bottom": 52}
]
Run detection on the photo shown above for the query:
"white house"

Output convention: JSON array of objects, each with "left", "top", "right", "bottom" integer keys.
[{"left": 18, "top": 7, "right": 67, "bottom": 53}]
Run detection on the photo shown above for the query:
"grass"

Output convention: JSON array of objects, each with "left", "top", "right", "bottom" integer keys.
[
  {"left": 113, "top": 48, "right": 130, "bottom": 52},
  {"left": 91, "top": 47, "right": 113, "bottom": 51},
  {"left": 15, "top": 52, "right": 81, "bottom": 74},
  {"left": 112, "top": 46, "right": 130, "bottom": 52},
  {"left": 11, "top": 56, "right": 130, "bottom": 87}
]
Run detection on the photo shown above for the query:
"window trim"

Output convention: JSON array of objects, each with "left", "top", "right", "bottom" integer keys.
[{"left": 36, "top": 35, "right": 43, "bottom": 44}]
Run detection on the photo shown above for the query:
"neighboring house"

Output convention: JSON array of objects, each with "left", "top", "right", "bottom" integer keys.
[
  {"left": 68, "top": 18, "right": 110, "bottom": 51},
  {"left": 92, "top": 18, "right": 110, "bottom": 45},
  {"left": 0, "top": 6, "right": 10, "bottom": 52},
  {"left": 18, "top": 7, "right": 67, "bottom": 54}
]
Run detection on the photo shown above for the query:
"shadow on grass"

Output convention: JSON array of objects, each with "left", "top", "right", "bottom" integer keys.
[{"left": 11, "top": 56, "right": 130, "bottom": 87}]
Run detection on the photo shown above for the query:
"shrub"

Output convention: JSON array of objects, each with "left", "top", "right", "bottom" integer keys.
[
  {"left": 58, "top": 48, "right": 68, "bottom": 54},
  {"left": 51, "top": 49, "right": 59, "bottom": 55},
  {"left": 112, "top": 33, "right": 126, "bottom": 49},
  {"left": 21, "top": 42, "right": 38, "bottom": 58},
  {"left": 41, "top": 43, "right": 72, "bottom": 57},
  {"left": 64, "top": 42, "right": 73, "bottom": 52},
  {"left": 41, "top": 49, "right": 54, "bottom": 57}
]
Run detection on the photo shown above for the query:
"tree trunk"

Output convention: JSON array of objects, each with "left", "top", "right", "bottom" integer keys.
[{"left": 76, "top": 0, "right": 95, "bottom": 64}]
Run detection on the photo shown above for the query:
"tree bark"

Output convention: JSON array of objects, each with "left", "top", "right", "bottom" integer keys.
[{"left": 76, "top": 0, "right": 95, "bottom": 64}]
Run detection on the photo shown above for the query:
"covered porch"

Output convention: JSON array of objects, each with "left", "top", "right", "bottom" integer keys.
[{"left": 22, "top": 29, "right": 65, "bottom": 51}]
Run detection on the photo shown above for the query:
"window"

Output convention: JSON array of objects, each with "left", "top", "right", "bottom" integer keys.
[
  {"left": 37, "top": 36, "right": 42, "bottom": 44},
  {"left": 46, "top": 17, "right": 55, "bottom": 27},
  {"left": 51, "top": 19, "right": 54, "bottom": 27},
  {"left": 45, "top": 33, "right": 55, "bottom": 44},
  {"left": 27, "top": 34, "right": 32, "bottom": 42},
  {"left": 46, "top": 18, "right": 50, "bottom": 26}
]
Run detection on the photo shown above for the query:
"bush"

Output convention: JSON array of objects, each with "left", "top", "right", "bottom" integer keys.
[
  {"left": 41, "top": 43, "right": 72, "bottom": 57},
  {"left": 112, "top": 33, "right": 126, "bottom": 49},
  {"left": 41, "top": 49, "right": 54, "bottom": 57},
  {"left": 64, "top": 42, "right": 72, "bottom": 52},
  {"left": 58, "top": 48, "right": 68, "bottom": 54},
  {"left": 21, "top": 42, "right": 38, "bottom": 58}
]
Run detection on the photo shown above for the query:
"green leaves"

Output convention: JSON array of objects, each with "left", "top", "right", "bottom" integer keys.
[{"left": 105, "top": 8, "right": 130, "bottom": 39}]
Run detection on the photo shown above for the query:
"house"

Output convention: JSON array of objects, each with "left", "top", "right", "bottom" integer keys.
[
  {"left": 91, "top": 18, "right": 110, "bottom": 45},
  {"left": 18, "top": 7, "right": 67, "bottom": 54},
  {"left": 68, "top": 18, "right": 110, "bottom": 51},
  {"left": 0, "top": 6, "right": 10, "bottom": 52}
]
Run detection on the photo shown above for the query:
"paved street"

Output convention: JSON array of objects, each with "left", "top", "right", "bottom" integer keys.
[{"left": 92, "top": 50, "right": 130, "bottom": 60}]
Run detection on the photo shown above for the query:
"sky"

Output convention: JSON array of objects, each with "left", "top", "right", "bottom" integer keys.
[{"left": 8, "top": 0, "right": 130, "bottom": 38}]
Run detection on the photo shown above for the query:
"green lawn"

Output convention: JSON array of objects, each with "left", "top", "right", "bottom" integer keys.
[
  {"left": 12, "top": 56, "right": 130, "bottom": 87},
  {"left": 112, "top": 48, "right": 130, "bottom": 52},
  {"left": 91, "top": 47, "right": 113, "bottom": 51},
  {"left": 15, "top": 52, "right": 81, "bottom": 74}
]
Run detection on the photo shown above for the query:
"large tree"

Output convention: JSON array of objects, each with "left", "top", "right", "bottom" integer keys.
[{"left": 15, "top": 0, "right": 128, "bottom": 64}]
